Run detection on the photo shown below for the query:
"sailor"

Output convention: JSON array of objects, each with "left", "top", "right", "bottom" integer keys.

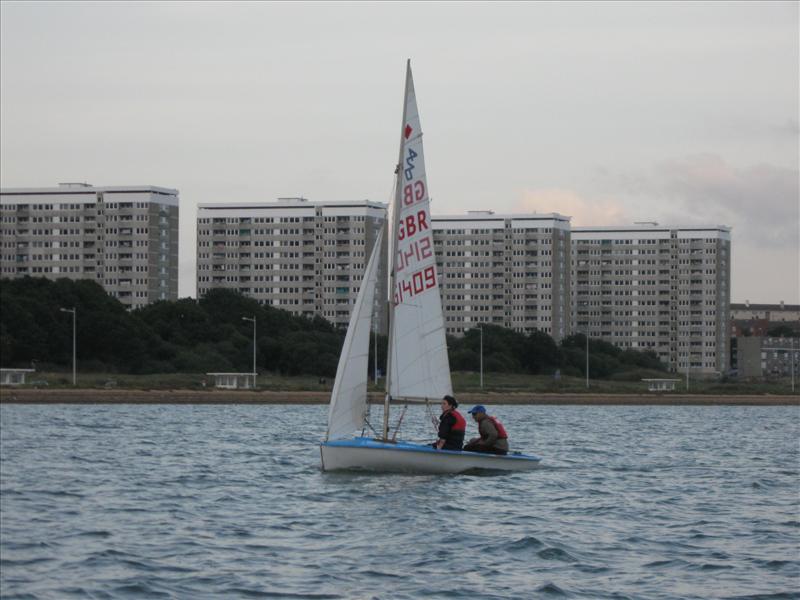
[
  {"left": 464, "top": 405, "right": 509, "bottom": 455},
  {"left": 433, "top": 395, "right": 466, "bottom": 450}
]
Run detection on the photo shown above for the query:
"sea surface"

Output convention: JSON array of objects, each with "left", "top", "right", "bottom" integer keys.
[{"left": 1, "top": 403, "right": 798, "bottom": 600}]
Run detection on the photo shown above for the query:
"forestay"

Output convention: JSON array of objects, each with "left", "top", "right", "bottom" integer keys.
[
  {"left": 325, "top": 226, "right": 385, "bottom": 441},
  {"left": 387, "top": 62, "right": 453, "bottom": 403}
]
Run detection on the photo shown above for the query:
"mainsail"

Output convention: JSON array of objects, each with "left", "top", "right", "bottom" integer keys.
[
  {"left": 325, "top": 226, "right": 385, "bottom": 441},
  {"left": 387, "top": 61, "right": 453, "bottom": 402}
]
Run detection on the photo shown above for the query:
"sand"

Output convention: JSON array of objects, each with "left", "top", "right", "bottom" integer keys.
[{"left": 1, "top": 388, "right": 797, "bottom": 405}]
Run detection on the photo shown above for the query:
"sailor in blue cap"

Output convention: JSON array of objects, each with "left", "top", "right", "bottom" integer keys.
[{"left": 464, "top": 405, "right": 509, "bottom": 455}]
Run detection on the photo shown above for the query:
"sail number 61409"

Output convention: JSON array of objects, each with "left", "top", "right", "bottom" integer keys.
[{"left": 394, "top": 265, "right": 437, "bottom": 304}]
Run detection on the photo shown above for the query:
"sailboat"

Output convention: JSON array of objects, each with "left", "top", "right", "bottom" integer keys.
[{"left": 319, "top": 61, "right": 542, "bottom": 474}]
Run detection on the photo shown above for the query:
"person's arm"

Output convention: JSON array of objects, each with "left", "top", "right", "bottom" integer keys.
[
  {"left": 436, "top": 413, "right": 454, "bottom": 449},
  {"left": 479, "top": 419, "right": 498, "bottom": 447}
]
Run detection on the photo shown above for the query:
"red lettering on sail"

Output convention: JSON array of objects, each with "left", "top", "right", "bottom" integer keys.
[
  {"left": 394, "top": 265, "right": 437, "bottom": 304},
  {"left": 419, "top": 235, "right": 432, "bottom": 258},
  {"left": 396, "top": 211, "right": 430, "bottom": 242},
  {"left": 402, "top": 181, "right": 426, "bottom": 206},
  {"left": 395, "top": 235, "right": 433, "bottom": 272}
]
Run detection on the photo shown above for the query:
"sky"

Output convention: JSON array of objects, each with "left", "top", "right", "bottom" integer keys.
[{"left": 1, "top": 1, "right": 798, "bottom": 303}]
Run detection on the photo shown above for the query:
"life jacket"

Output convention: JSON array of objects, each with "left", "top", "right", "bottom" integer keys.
[
  {"left": 450, "top": 409, "right": 466, "bottom": 432},
  {"left": 484, "top": 415, "right": 508, "bottom": 439}
]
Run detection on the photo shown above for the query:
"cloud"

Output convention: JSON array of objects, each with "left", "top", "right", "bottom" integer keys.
[
  {"left": 652, "top": 154, "right": 799, "bottom": 248},
  {"left": 588, "top": 154, "right": 799, "bottom": 302},
  {"left": 514, "top": 188, "right": 628, "bottom": 226}
]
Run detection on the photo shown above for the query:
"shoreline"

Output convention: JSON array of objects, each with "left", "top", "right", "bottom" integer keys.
[{"left": 1, "top": 389, "right": 797, "bottom": 406}]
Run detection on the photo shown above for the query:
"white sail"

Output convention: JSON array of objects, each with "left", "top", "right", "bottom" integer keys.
[
  {"left": 319, "top": 61, "right": 543, "bottom": 473},
  {"left": 325, "top": 226, "right": 384, "bottom": 441},
  {"left": 388, "top": 62, "right": 453, "bottom": 402}
]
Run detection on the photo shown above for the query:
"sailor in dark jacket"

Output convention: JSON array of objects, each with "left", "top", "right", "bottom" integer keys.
[{"left": 434, "top": 395, "right": 466, "bottom": 450}]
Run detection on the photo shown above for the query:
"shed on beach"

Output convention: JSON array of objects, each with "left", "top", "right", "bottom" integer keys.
[
  {"left": 0, "top": 368, "right": 36, "bottom": 386},
  {"left": 206, "top": 373, "right": 256, "bottom": 390},
  {"left": 642, "top": 378, "right": 682, "bottom": 392}
]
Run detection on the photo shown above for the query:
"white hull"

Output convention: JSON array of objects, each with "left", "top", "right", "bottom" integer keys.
[{"left": 320, "top": 438, "right": 541, "bottom": 474}]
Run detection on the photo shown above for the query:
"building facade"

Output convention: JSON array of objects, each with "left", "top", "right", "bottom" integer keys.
[
  {"left": 196, "top": 198, "right": 388, "bottom": 329},
  {"left": 432, "top": 212, "right": 571, "bottom": 340},
  {"left": 571, "top": 224, "right": 731, "bottom": 375},
  {"left": 0, "top": 183, "right": 179, "bottom": 309},
  {"left": 737, "top": 336, "right": 799, "bottom": 379},
  {"left": 730, "top": 303, "right": 800, "bottom": 373},
  {"left": 195, "top": 201, "right": 736, "bottom": 372},
  {"left": 731, "top": 302, "right": 800, "bottom": 326}
]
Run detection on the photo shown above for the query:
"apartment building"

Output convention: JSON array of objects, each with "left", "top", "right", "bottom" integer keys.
[
  {"left": 196, "top": 198, "right": 387, "bottom": 329},
  {"left": 571, "top": 224, "right": 731, "bottom": 375},
  {"left": 737, "top": 336, "right": 799, "bottom": 379},
  {"left": 0, "top": 183, "right": 179, "bottom": 309},
  {"left": 730, "top": 301, "right": 800, "bottom": 324},
  {"left": 195, "top": 201, "right": 734, "bottom": 370},
  {"left": 432, "top": 212, "right": 571, "bottom": 341}
]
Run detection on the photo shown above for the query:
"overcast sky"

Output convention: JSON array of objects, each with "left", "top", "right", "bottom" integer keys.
[{"left": 1, "top": 1, "right": 797, "bottom": 303}]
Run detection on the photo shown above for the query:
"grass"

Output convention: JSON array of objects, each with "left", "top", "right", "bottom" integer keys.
[{"left": 6, "top": 370, "right": 797, "bottom": 395}]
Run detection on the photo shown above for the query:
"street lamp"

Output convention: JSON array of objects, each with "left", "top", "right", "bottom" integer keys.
[
  {"left": 685, "top": 341, "right": 692, "bottom": 392},
  {"left": 585, "top": 331, "right": 589, "bottom": 389},
  {"left": 763, "top": 339, "right": 797, "bottom": 393},
  {"left": 479, "top": 324, "right": 484, "bottom": 390},
  {"left": 242, "top": 316, "right": 256, "bottom": 389},
  {"left": 59, "top": 307, "right": 76, "bottom": 386}
]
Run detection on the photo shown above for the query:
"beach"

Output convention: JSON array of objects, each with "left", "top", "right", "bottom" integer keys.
[{"left": 1, "top": 388, "right": 797, "bottom": 405}]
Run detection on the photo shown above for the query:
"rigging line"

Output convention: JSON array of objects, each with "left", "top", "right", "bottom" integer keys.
[
  {"left": 390, "top": 403, "right": 408, "bottom": 442},
  {"left": 361, "top": 402, "right": 372, "bottom": 437},
  {"left": 426, "top": 398, "right": 439, "bottom": 435},
  {"left": 362, "top": 417, "right": 380, "bottom": 438}
]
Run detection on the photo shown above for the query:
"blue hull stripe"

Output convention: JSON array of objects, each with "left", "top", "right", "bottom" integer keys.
[{"left": 321, "top": 437, "right": 541, "bottom": 462}]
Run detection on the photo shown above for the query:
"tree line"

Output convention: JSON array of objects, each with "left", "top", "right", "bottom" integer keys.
[{"left": 1, "top": 277, "right": 667, "bottom": 379}]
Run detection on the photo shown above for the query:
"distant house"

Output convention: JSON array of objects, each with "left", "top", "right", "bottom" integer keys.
[
  {"left": 737, "top": 337, "right": 799, "bottom": 379},
  {"left": 0, "top": 368, "right": 36, "bottom": 386},
  {"left": 205, "top": 373, "right": 256, "bottom": 390},
  {"left": 730, "top": 301, "right": 800, "bottom": 323}
]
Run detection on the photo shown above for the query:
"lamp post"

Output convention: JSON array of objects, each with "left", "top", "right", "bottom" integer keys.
[
  {"left": 242, "top": 316, "right": 256, "bottom": 389},
  {"left": 59, "top": 307, "right": 76, "bottom": 386},
  {"left": 585, "top": 331, "right": 589, "bottom": 389},
  {"left": 686, "top": 353, "right": 690, "bottom": 392},
  {"left": 479, "top": 324, "right": 484, "bottom": 390}
]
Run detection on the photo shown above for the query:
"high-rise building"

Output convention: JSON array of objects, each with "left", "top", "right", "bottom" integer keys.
[
  {"left": 0, "top": 183, "right": 179, "bottom": 309},
  {"left": 571, "top": 224, "right": 731, "bottom": 374},
  {"left": 196, "top": 198, "right": 387, "bottom": 329},
  {"left": 432, "top": 211, "right": 571, "bottom": 340},
  {"left": 195, "top": 200, "right": 734, "bottom": 375}
]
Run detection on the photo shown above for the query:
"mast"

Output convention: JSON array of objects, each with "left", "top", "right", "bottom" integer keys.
[{"left": 383, "top": 59, "right": 412, "bottom": 441}]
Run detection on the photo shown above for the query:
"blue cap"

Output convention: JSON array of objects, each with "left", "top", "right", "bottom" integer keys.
[{"left": 468, "top": 405, "right": 486, "bottom": 414}]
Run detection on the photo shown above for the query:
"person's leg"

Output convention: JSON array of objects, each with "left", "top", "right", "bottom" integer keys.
[{"left": 467, "top": 445, "right": 494, "bottom": 454}]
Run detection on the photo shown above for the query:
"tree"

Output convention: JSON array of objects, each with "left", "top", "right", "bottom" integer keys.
[{"left": 767, "top": 324, "right": 799, "bottom": 338}]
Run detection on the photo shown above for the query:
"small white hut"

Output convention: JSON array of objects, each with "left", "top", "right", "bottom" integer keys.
[
  {"left": 205, "top": 373, "right": 256, "bottom": 390},
  {"left": 0, "top": 368, "right": 36, "bottom": 386}
]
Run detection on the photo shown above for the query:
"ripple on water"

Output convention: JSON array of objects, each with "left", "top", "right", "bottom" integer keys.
[
  {"left": 536, "top": 582, "right": 570, "bottom": 596},
  {"left": 537, "top": 547, "right": 577, "bottom": 562},
  {"left": 1, "top": 404, "right": 798, "bottom": 600},
  {"left": 506, "top": 535, "right": 544, "bottom": 551}
]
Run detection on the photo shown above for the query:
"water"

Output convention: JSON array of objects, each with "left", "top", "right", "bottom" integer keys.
[{"left": 1, "top": 403, "right": 798, "bottom": 600}]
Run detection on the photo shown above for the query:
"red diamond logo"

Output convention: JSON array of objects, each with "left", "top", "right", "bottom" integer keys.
[{"left": 404, "top": 124, "right": 412, "bottom": 139}]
